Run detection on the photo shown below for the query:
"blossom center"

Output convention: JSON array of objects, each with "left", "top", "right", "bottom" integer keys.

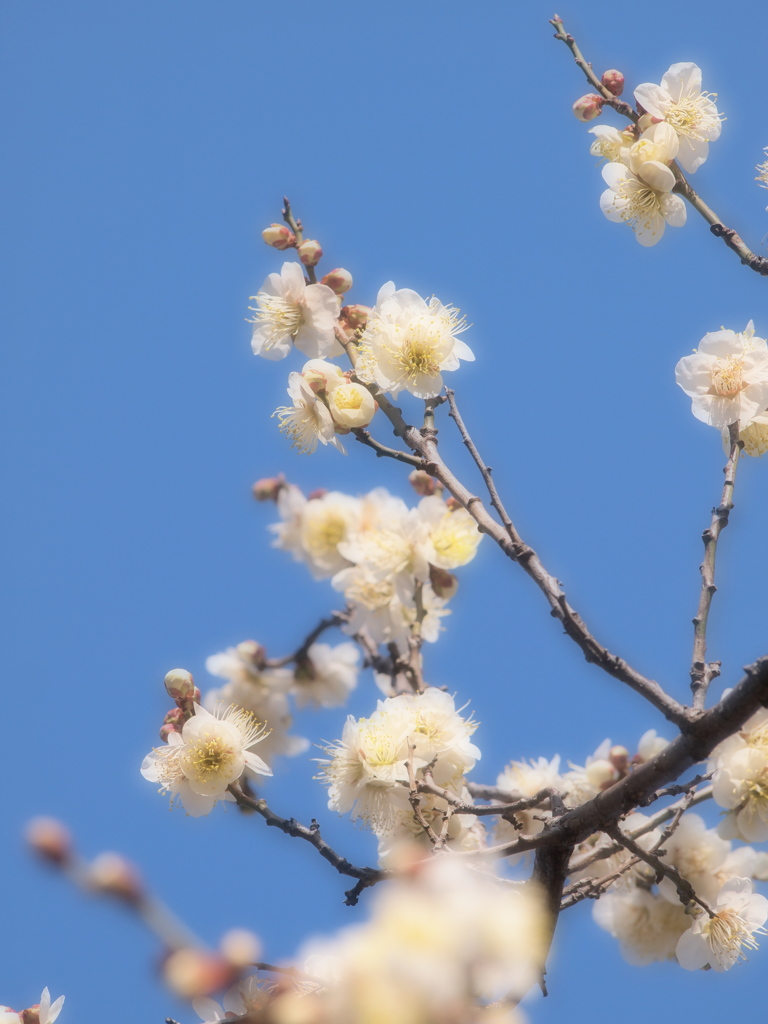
[
  {"left": 710, "top": 357, "right": 745, "bottom": 397},
  {"left": 182, "top": 734, "right": 237, "bottom": 783},
  {"left": 705, "top": 909, "right": 759, "bottom": 958},
  {"left": 253, "top": 295, "right": 303, "bottom": 347}
]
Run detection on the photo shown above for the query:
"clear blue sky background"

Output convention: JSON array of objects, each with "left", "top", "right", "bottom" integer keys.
[{"left": 3, "top": 2, "right": 768, "bottom": 1021}]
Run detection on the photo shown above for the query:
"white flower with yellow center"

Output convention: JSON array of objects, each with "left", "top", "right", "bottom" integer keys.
[
  {"left": 723, "top": 411, "right": 768, "bottom": 457},
  {"left": 327, "top": 381, "right": 377, "bottom": 429},
  {"left": 249, "top": 262, "right": 341, "bottom": 361},
  {"left": 588, "top": 124, "right": 633, "bottom": 164},
  {"left": 676, "top": 877, "right": 768, "bottom": 971},
  {"left": 713, "top": 747, "right": 768, "bottom": 843},
  {"left": 274, "top": 372, "right": 346, "bottom": 455},
  {"left": 417, "top": 495, "right": 483, "bottom": 570},
  {"left": 358, "top": 282, "right": 474, "bottom": 398},
  {"left": 141, "top": 703, "right": 272, "bottom": 816},
  {"left": 599, "top": 159, "right": 686, "bottom": 247},
  {"left": 634, "top": 63, "right": 723, "bottom": 173},
  {"left": 675, "top": 321, "right": 768, "bottom": 430}
]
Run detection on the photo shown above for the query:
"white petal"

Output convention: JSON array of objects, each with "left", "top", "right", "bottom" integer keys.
[
  {"left": 676, "top": 137, "right": 709, "bottom": 174},
  {"left": 637, "top": 160, "right": 675, "bottom": 192},
  {"left": 244, "top": 751, "right": 273, "bottom": 776},
  {"left": 634, "top": 213, "right": 666, "bottom": 247},
  {"left": 676, "top": 927, "right": 710, "bottom": 970},
  {"left": 634, "top": 82, "right": 671, "bottom": 119},
  {"left": 660, "top": 62, "right": 702, "bottom": 101},
  {"left": 660, "top": 193, "right": 687, "bottom": 227}
]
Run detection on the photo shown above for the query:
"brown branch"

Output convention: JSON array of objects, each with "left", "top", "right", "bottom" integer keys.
[
  {"left": 550, "top": 16, "right": 768, "bottom": 277},
  {"left": 395, "top": 411, "right": 686, "bottom": 725},
  {"left": 690, "top": 423, "right": 742, "bottom": 709},
  {"left": 229, "top": 785, "right": 385, "bottom": 905},
  {"left": 282, "top": 196, "right": 316, "bottom": 283},
  {"left": 352, "top": 427, "right": 424, "bottom": 468}
]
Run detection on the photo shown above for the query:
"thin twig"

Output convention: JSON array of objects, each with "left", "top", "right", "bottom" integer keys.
[
  {"left": 550, "top": 16, "right": 768, "bottom": 276},
  {"left": 266, "top": 611, "right": 348, "bottom": 668},
  {"left": 229, "top": 785, "right": 386, "bottom": 905},
  {"left": 352, "top": 427, "right": 424, "bottom": 467},
  {"left": 690, "top": 423, "right": 742, "bottom": 710},
  {"left": 406, "top": 742, "right": 441, "bottom": 845},
  {"left": 282, "top": 197, "right": 316, "bottom": 283}
]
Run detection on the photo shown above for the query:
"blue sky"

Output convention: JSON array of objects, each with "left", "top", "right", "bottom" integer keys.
[{"left": 2, "top": 1, "right": 768, "bottom": 1021}]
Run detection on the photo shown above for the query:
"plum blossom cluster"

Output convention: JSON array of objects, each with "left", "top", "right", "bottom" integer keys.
[
  {"left": 318, "top": 688, "right": 483, "bottom": 864},
  {"left": 270, "top": 481, "right": 482, "bottom": 654},
  {"left": 674, "top": 320, "right": 768, "bottom": 453},
  {"left": 711, "top": 707, "right": 768, "bottom": 843},
  {"left": 578, "top": 62, "right": 723, "bottom": 246}
]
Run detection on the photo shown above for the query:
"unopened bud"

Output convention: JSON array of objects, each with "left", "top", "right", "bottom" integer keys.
[
  {"left": 408, "top": 470, "right": 437, "bottom": 496},
  {"left": 297, "top": 239, "right": 323, "bottom": 267},
  {"left": 328, "top": 382, "right": 377, "bottom": 429},
  {"left": 429, "top": 565, "right": 459, "bottom": 600},
  {"left": 163, "top": 949, "right": 236, "bottom": 999},
  {"left": 164, "top": 668, "right": 196, "bottom": 701},
  {"left": 88, "top": 852, "right": 144, "bottom": 904},
  {"left": 252, "top": 474, "right": 285, "bottom": 502},
  {"left": 572, "top": 93, "right": 604, "bottom": 122},
  {"left": 235, "top": 640, "right": 266, "bottom": 669},
  {"left": 302, "top": 359, "right": 345, "bottom": 394},
  {"left": 262, "top": 224, "right": 296, "bottom": 250},
  {"left": 21, "top": 1007, "right": 42, "bottom": 1024},
  {"left": 159, "top": 722, "right": 181, "bottom": 743},
  {"left": 601, "top": 69, "right": 624, "bottom": 96},
  {"left": 220, "top": 927, "right": 261, "bottom": 968},
  {"left": 609, "top": 745, "right": 629, "bottom": 773},
  {"left": 585, "top": 758, "right": 619, "bottom": 790},
  {"left": 340, "top": 304, "right": 371, "bottom": 330},
  {"left": 26, "top": 817, "right": 72, "bottom": 866},
  {"left": 321, "top": 268, "right": 353, "bottom": 295}
]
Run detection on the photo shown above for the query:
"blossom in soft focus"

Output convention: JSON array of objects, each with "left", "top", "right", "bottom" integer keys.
[
  {"left": 676, "top": 877, "right": 768, "bottom": 971},
  {"left": 250, "top": 262, "right": 341, "bottom": 361},
  {"left": 634, "top": 62, "right": 723, "bottom": 173},
  {"left": 357, "top": 282, "right": 474, "bottom": 398},
  {"left": 599, "top": 159, "right": 686, "bottom": 247},
  {"left": 593, "top": 888, "right": 688, "bottom": 965},
  {"left": 301, "top": 855, "right": 546, "bottom": 1021},
  {"left": 495, "top": 756, "right": 563, "bottom": 842},
  {"left": 275, "top": 372, "right": 346, "bottom": 455},
  {"left": 192, "top": 977, "right": 265, "bottom": 1024},
  {"left": 141, "top": 703, "right": 272, "bottom": 816},
  {"left": 725, "top": 411, "right": 768, "bottom": 457},
  {"left": 675, "top": 321, "right": 768, "bottom": 430},
  {"left": 292, "top": 642, "right": 360, "bottom": 708}
]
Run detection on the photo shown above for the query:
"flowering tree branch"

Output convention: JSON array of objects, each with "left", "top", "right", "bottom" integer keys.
[
  {"left": 551, "top": 14, "right": 768, "bottom": 276},
  {"left": 690, "top": 423, "right": 741, "bottom": 709}
]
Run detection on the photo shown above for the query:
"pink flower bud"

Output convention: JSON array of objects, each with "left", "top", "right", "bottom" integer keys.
[
  {"left": 601, "top": 69, "right": 625, "bottom": 97},
  {"left": 163, "top": 707, "right": 185, "bottom": 725},
  {"left": 408, "top": 470, "right": 437, "bottom": 496},
  {"left": 321, "top": 268, "right": 353, "bottom": 295},
  {"left": 609, "top": 745, "right": 629, "bottom": 773},
  {"left": 159, "top": 722, "right": 181, "bottom": 742},
  {"left": 26, "top": 817, "right": 72, "bottom": 866},
  {"left": 235, "top": 639, "right": 266, "bottom": 669},
  {"left": 429, "top": 565, "right": 459, "bottom": 600},
  {"left": 297, "top": 239, "right": 323, "bottom": 267},
  {"left": 340, "top": 304, "right": 371, "bottom": 330},
  {"left": 252, "top": 474, "right": 285, "bottom": 502},
  {"left": 88, "top": 852, "right": 144, "bottom": 904},
  {"left": 164, "top": 668, "right": 196, "bottom": 700},
  {"left": 572, "top": 93, "right": 604, "bottom": 122},
  {"left": 262, "top": 223, "right": 296, "bottom": 250},
  {"left": 163, "top": 949, "right": 236, "bottom": 999}
]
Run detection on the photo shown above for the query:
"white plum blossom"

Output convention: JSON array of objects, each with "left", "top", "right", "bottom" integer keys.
[
  {"left": 141, "top": 703, "right": 272, "bottom": 816},
  {"left": 292, "top": 641, "right": 360, "bottom": 708},
  {"left": 193, "top": 977, "right": 264, "bottom": 1023},
  {"left": 250, "top": 262, "right": 341, "bottom": 360},
  {"left": 656, "top": 813, "right": 731, "bottom": 905},
  {"left": 588, "top": 124, "right": 632, "bottom": 164},
  {"left": 494, "top": 755, "right": 563, "bottom": 843},
  {"left": 270, "top": 486, "right": 361, "bottom": 579},
  {"left": 275, "top": 372, "right": 346, "bottom": 454},
  {"left": 713, "top": 747, "right": 768, "bottom": 843},
  {"left": 327, "top": 381, "right": 377, "bottom": 429},
  {"left": 675, "top": 321, "right": 768, "bottom": 430},
  {"left": 0, "top": 991, "right": 65, "bottom": 1024},
  {"left": 599, "top": 159, "right": 686, "bottom": 247},
  {"left": 593, "top": 888, "right": 688, "bottom": 965},
  {"left": 357, "top": 282, "right": 474, "bottom": 398},
  {"left": 634, "top": 62, "right": 723, "bottom": 173},
  {"left": 676, "top": 877, "right": 768, "bottom": 971},
  {"left": 378, "top": 787, "right": 486, "bottom": 865}
]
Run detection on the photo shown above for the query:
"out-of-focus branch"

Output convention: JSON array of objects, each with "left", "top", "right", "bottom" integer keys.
[
  {"left": 690, "top": 423, "right": 742, "bottom": 709},
  {"left": 266, "top": 611, "right": 348, "bottom": 668},
  {"left": 229, "top": 785, "right": 386, "bottom": 905},
  {"left": 550, "top": 15, "right": 768, "bottom": 276}
]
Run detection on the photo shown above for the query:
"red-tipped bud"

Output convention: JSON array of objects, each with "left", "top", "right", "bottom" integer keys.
[
  {"left": 220, "top": 928, "right": 261, "bottom": 968},
  {"left": 163, "top": 949, "right": 236, "bottom": 999},
  {"left": 235, "top": 640, "right": 266, "bottom": 669},
  {"left": 609, "top": 745, "right": 629, "bottom": 773},
  {"left": 429, "top": 565, "right": 459, "bottom": 600},
  {"left": 164, "top": 668, "right": 197, "bottom": 701},
  {"left": 340, "top": 304, "right": 371, "bottom": 330},
  {"left": 21, "top": 1007, "right": 42, "bottom": 1024},
  {"left": 321, "top": 268, "right": 353, "bottom": 295},
  {"left": 252, "top": 474, "right": 285, "bottom": 502},
  {"left": 163, "top": 707, "right": 185, "bottom": 725},
  {"left": 297, "top": 239, "right": 323, "bottom": 267},
  {"left": 262, "top": 224, "right": 296, "bottom": 250},
  {"left": 26, "top": 817, "right": 72, "bottom": 866},
  {"left": 88, "top": 852, "right": 144, "bottom": 904},
  {"left": 601, "top": 69, "right": 625, "bottom": 97},
  {"left": 159, "top": 723, "right": 181, "bottom": 743},
  {"left": 408, "top": 470, "right": 437, "bottom": 496},
  {"left": 307, "top": 488, "right": 328, "bottom": 501},
  {"left": 572, "top": 93, "right": 604, "bottom": 122}
]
